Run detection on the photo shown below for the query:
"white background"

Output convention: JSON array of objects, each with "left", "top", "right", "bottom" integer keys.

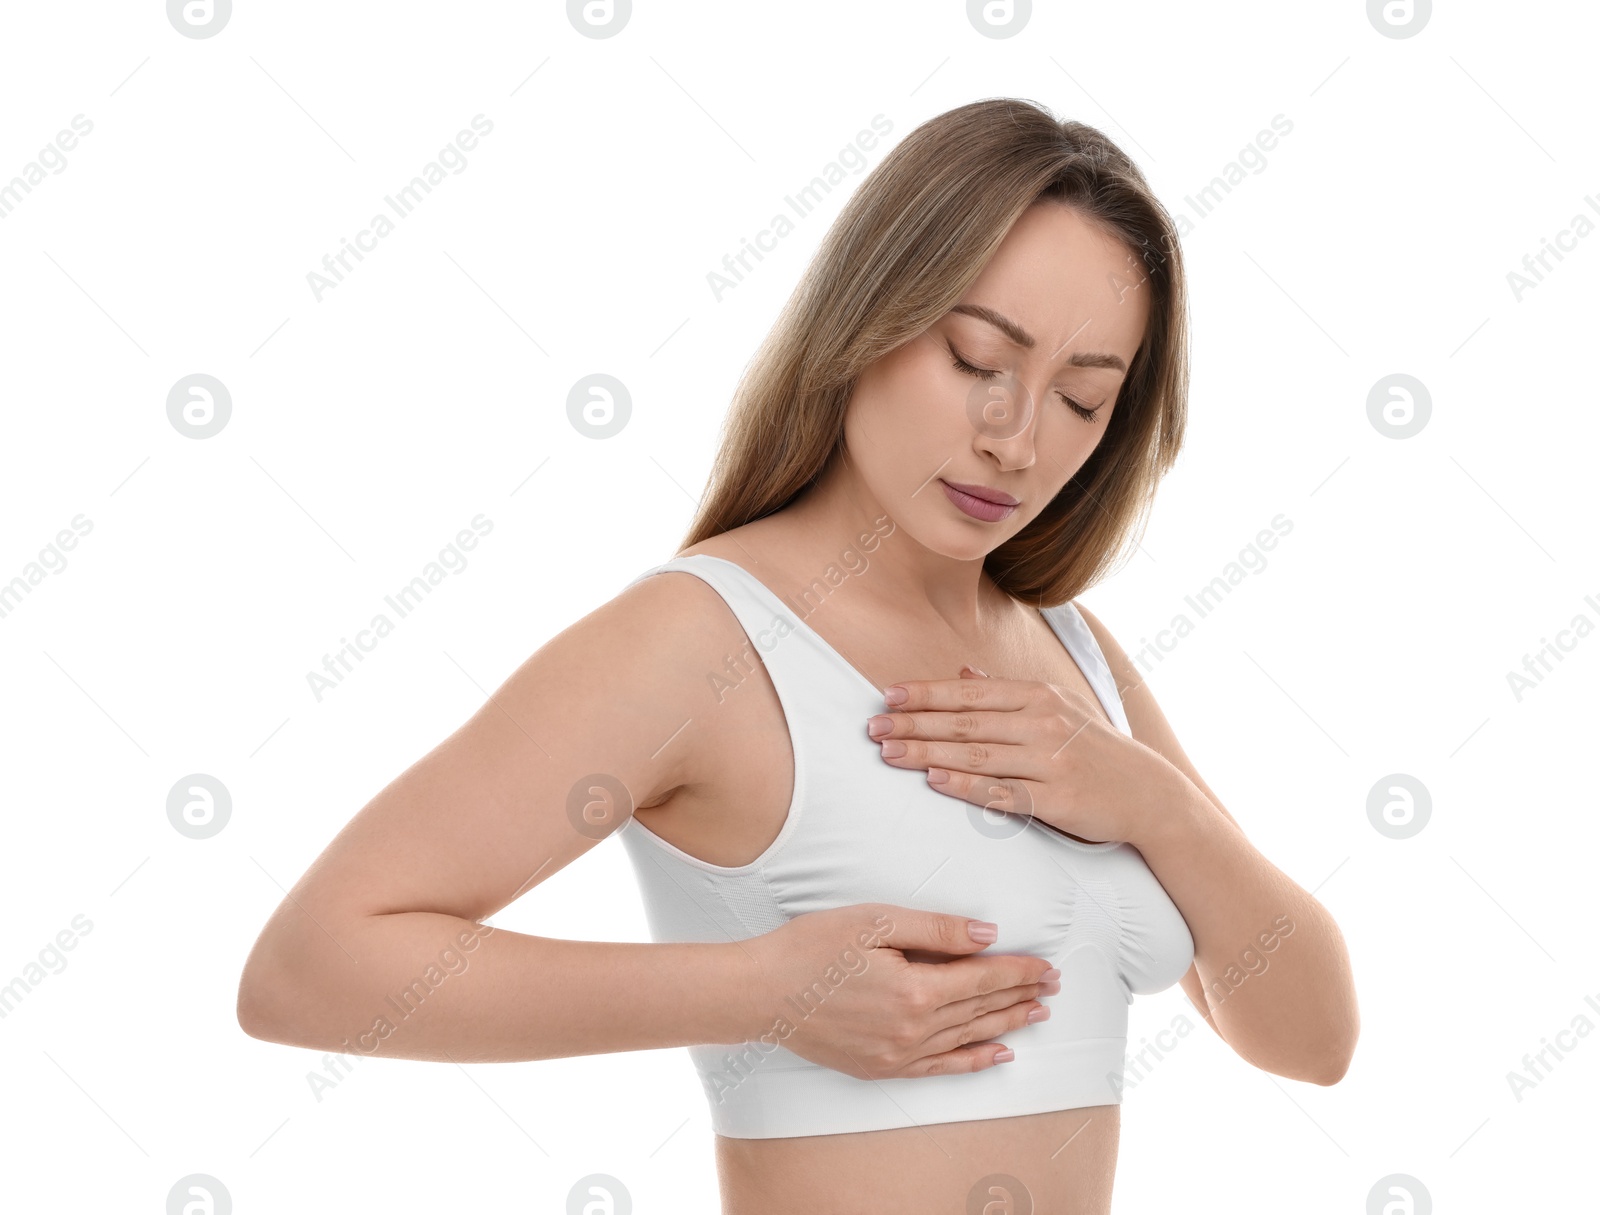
[{"left": 2, "top": 1, "right": 1595, "bottom": 1211}]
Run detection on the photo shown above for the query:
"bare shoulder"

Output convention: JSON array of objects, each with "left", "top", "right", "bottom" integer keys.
[
  {"left": 588, "top": 554, "right": 768, "bottom": 750},
  {"left": 607, "top": 550, "right": 789, "bottom": 762},
  {"left": 613, "top": 544, "right": 765, "bottom": 665}
]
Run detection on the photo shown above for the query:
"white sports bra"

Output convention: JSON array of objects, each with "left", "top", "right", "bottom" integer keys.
[{"left": 616, "top": 552, "right": 1194, "bottom": 1139}]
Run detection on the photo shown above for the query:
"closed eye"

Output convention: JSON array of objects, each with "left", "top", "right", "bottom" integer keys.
[{"left": 947, "top": 342, "right": 1103, "bottom": 423}]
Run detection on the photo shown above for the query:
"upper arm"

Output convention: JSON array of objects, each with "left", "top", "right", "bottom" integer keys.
[{"left": 247, "top": 570, "right": 735, "bottom": 953}]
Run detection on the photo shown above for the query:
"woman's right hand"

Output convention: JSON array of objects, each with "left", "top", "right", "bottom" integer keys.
[{"left": 734, "top": 903, "right": 1060, "bottom": 1080}]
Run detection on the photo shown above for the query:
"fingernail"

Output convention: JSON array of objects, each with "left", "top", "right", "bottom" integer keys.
[
  {"left": 968, "top": 921, "right": 998, "bottom": 943},
  {"left": 884, "top": 685, "right": 908, "bottom": 706},
  {"left": 994, "top": 1047, "right": 1015, "bottom": 1063},
  {"left": 1040, "top": 968, "right": 1061, "bottom": 981},
  {"left": 866, "top": 715, "right": 893, "bottom": 738},
  {"left": 1041, "top": 980, "right": 1061, "bottom": 996},
  {"left": 1027, "top": 1006, "right": 1050, "bottom": 1023},
  {"left": 879, "top": 739, "right": 907, "bottom": 758},
  {"left": 963, "top": 665, "right": 988, "bottom": 677}
]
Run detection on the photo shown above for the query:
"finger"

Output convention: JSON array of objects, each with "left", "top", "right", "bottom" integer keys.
[
  {"left": 879, "top": 734, "right": 1040, "bottom": 777},
  {"left": 896, "top": 997, "right": 1053, "bottom": 1078},
  {"left": 933, "top": 973, "right": 1061, "bottom": 1030},
  {"left": 867, "top": 707, "right": 1033, "bottom": 746},
  {"left": 923, "top": 768, "right": 1050, "bottom": 822},
  {"left": 915, "top": 997, "right": 1051, "bottom": 1060},
  {"left": 883, "top": 675, "right": 1038, "bottom": 713},
  {"left": 872, "top": 907, "right": 1014, "bottom": 957},
  {"left": 894, "top": 1041, "right": 1018, "bottom": 1078},
  {"left": 921, "top": 952, "right": 1057, "bottom": 1012}
]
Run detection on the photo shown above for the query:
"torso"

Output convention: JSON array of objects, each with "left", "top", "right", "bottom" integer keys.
[{"left": 635, "top": 521, "right": 1125, "bottom": 1215}]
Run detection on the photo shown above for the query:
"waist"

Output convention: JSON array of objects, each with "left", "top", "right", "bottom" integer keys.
[{"left": 716, "top": 1102, "right": 1121, "bottom": 1215}]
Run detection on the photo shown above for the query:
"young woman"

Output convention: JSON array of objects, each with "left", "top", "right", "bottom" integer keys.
[{"left": 238, "top": 98, "right": 1358, "bottom": 1214}]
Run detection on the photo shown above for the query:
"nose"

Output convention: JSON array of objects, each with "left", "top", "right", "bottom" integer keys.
[{"left": 969, "top": 378, "right": 1039, "bottom": 472}]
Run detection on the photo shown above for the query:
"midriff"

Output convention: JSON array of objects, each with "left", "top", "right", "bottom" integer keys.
[{"left": 715, "top": 1105, "right": 1120, "bottom": 1215}]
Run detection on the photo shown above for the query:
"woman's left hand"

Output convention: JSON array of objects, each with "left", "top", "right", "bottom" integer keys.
[{"left": 866, "top": 665, "right": 1184, "bottom": 847}]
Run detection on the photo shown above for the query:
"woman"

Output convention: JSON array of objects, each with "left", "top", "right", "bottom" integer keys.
[{"left": 237, "top": 98, "right": 1358, "bottom": 1213}]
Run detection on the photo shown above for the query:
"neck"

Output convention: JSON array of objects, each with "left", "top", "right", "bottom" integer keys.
[{"left": 759, "top": 451, "right": 1009, "bottom": 637}]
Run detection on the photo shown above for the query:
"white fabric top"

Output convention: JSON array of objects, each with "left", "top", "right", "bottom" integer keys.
[{"left": 615, "top": 553, "right": 1194, "bottom": 1139}]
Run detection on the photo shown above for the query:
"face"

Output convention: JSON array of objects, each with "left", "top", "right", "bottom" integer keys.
[{"left": 837, "top": 201, "right": 1151, "bottom": 561}]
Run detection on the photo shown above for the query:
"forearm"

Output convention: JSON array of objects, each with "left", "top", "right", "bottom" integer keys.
[
  {"left": 238, "top": 910, "right": 756, "bottom": 1063},
  {"left": 1134, "top": 782, "right": 1359, "bottom": 1083}
]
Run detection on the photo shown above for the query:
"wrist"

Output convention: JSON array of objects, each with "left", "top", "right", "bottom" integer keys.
[
  {"left": 718, "top": 940, "right": 768, "bottom": 1044},
  {"left": 1132, "top": 771, "right": 1210, "bottom": 866}
]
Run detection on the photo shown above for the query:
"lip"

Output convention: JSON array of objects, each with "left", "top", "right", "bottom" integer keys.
[
  {"left": 940, "top": 479, "right": 1019, "bottom": 523},
  {"left": 941, "top": 479, "right": 1019, "bottom": 507}
]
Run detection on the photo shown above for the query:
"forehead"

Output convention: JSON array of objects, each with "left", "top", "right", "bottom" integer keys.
[{"left": 957, "top": 201, "right": 1150, "bottom": 361}]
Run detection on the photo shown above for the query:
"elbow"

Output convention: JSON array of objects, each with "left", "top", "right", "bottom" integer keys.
[
  {"left": 236, "top": 943, "right": 305, "bottom": 1045},
  {"left": 237, "top": 994, "right": 276, "bottom": 1044},
  {"left": 1261, "top": 1047, "right": 1351, "bottom": 1087},
  {"left": 236, "top": 963, "right": 284, "bottom": 1043},
  {"left": 1297, "top": 1023, "right": 1359, "bottom": 1086},
  {"left": 1245, "top": 1021, "right": 1358, "bottom": 1086},
  {"left": 1315, "top": 997, "right": 1361, "bottom": 1085},
  {"left": 1305, "top": 1050, "right": 1352, "bottom": 1087}
]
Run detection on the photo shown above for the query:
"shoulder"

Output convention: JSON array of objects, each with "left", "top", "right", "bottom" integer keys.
[
  {"left": 526, "top": 559, "right": 771, "bottom": 803},
  {"left": 606, "top": 553, "right": 792, "bottom": 715},
  {"left": 599, "top": 557, "right": 761, "bottom": 689},
  {"left": 609, "top": 556, "right": 745, "bottom": 642},
  {"left": 1066, "top": 600, "right": 1141, "bottom": 706},
  {"left": 619, "top": 519, "right": 803, "bottom": 688}
]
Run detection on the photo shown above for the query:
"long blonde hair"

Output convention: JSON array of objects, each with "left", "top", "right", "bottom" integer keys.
[{"left": 681, "top": 97, "right": 1190, "bottom": 606}]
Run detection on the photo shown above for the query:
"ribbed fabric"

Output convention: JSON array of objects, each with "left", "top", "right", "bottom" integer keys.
[{"left": 615, "top": 553, "right": 1194, "bottom": 1138}]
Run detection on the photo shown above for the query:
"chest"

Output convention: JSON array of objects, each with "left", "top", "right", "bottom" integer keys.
[
  {"left": 798, "top": 596, "right": 1117, "bottom": 730},
  {"left": 637, "top": 605, "right": 1115, "bottom": 868}
]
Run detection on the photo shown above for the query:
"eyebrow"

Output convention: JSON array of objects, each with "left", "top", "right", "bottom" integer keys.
[{"left": 948, "top": 303, "right": 1128, "bottom": 372}]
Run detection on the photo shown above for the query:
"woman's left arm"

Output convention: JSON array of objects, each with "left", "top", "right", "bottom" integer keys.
[{"left": 1075, "top": 603, "right": 1359, "bottom": 1086}]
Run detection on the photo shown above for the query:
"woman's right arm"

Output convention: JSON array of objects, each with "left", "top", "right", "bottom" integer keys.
[{"left": 236, "top": 572, "right": 1056, "bottom": 1074}]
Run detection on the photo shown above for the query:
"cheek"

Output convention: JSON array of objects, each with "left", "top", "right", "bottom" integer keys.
[
  {"left": 855, "top": 348, "right": 961, "bottom": 443},
  {"left": 1043, "top": 399, "right": 1112, "bottom": 457}
]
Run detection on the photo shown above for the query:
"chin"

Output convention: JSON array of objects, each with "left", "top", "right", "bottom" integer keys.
[{"left": 918, "top": 520, "right": 1012, "bottom": 562}]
